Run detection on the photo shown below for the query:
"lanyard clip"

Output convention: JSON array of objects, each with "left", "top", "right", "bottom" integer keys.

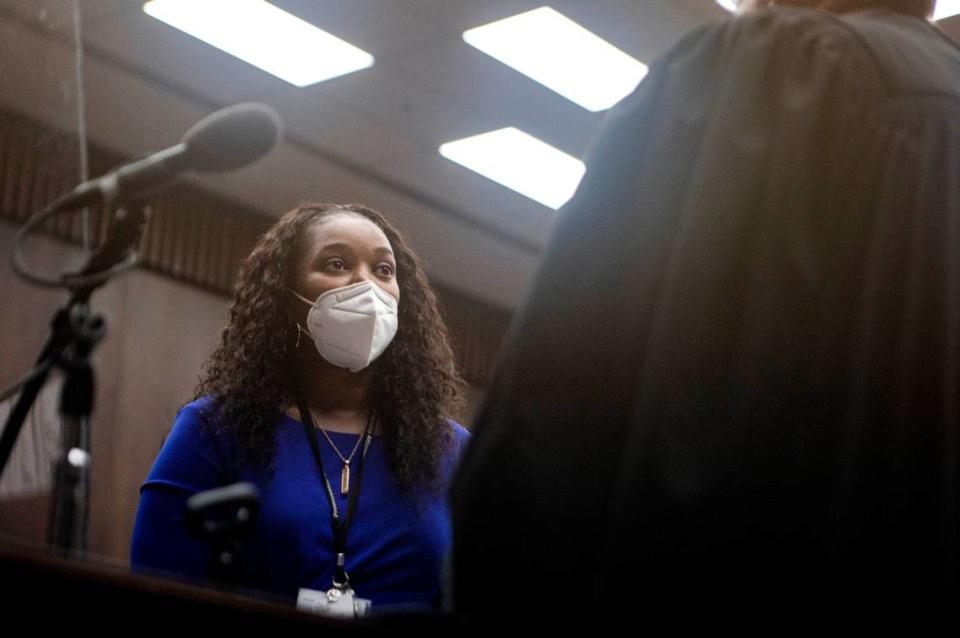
[{"left": 332, "top": 552, "right": 350, "bottom": 590}]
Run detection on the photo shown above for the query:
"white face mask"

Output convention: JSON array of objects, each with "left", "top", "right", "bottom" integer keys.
[{"left": 290, "top": 280, "right": 399, "bottom": 372}]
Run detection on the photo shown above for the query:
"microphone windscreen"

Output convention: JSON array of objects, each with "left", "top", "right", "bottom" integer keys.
[{"left": 183, "top": 102, "right": 283, "bottom": 172}]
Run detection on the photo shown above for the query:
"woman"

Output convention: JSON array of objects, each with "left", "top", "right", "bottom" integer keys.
[{"left": 131, "top": 202, "right": 469, "bottom": 614}]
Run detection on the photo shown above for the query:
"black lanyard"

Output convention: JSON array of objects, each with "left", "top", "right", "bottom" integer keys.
[{"left": 296, "top": 393, "right": 374, "bottom": 590}]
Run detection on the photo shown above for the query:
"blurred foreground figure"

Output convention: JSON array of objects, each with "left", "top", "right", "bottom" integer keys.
[{"left": 452, "top": 0, "right": 959, "bottom": 618}]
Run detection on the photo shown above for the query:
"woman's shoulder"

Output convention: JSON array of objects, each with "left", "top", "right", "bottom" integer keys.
[
  {"left": 143, "top": 395, "right": 234, "bottom": 491},
  {"left": 163, "top": 396, "right": 221, "bottom": 444},
  {"left": 446, "top": 418, "right": 471, "bottom": 441},
  {"left": 444, "top": 418, "right": 471, "bottom": 461},
  {"left": 175, "top": 395, "right": 219, "bottom": 420},
  {"left": 164, "top": 395, "right": 237, "bottom": 456},
  {"left": 433, "top": 419, "right": 470, "bottom": 483}
]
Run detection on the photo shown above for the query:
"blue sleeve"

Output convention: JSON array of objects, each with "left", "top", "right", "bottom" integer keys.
[{"left": 129, "top": 398, "right": 232, "bottom": 583}]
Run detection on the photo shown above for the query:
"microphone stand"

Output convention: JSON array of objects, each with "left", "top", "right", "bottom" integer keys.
[{"left": 0, "top": 199, "right": 150, "bottom": 558}]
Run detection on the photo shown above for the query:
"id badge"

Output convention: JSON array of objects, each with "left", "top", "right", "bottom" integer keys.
[{"left": 297, "top": 586, "right": 372, "bottom": 617}]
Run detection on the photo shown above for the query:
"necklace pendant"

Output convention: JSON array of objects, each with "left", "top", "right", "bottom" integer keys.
[{"left": 340, "top": 465, "right": 350, "bottom": 496}]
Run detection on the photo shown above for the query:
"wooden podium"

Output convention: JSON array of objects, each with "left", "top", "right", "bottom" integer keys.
[{"left": 0, "top": 536, "right": 470, "bottom": 633}]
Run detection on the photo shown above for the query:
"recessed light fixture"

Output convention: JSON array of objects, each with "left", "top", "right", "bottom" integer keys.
[
  {"left": 934, "top": 0, "right": 960, "bottom": 20},
  {"left": 715, "top": 0, "right": 738, "bottom": 11},
  {"left": 143, "top": 0, "right": 374, "bottom": 87},
  {"left": 439, "top": 128, "right": 586, "bottom": 210},
  {"left": 463, "top": 7, "right": 648, "bottom": 112}
]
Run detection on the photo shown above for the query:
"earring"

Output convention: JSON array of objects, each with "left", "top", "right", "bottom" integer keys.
[{"left": 296, "top": 323, "right": 305, "bottom": 351}]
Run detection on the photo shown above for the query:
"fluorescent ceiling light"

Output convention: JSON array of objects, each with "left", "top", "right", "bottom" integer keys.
[
  {"left": 934, "top": 0, "right": 960, "bottom": 20},
  {"left": 716, "top": 0, "right": 738, "bottom": 11},
  {"left": 439, "top": 127, "right": 586, "bottom": 210},
  {"left": 463, "top": 7, "right": 648, "bottom": 112},
  {"left": 143, "top": 0, "right": 374, "bottom": 87}
]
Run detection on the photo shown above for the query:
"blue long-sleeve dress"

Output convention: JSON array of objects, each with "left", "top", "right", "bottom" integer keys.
[{"left": 131, "top": 396, "right": 470, "bottom": 611}]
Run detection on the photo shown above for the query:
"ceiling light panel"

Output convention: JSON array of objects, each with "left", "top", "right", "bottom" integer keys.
[
  {"left": 934, "top": 0, "right": 960, "bottom": 20},
  {"left": 143, "top": 0, "right": 374, "bottom": 87},
  {"left": 463, "top": 7, "right": 648, "bottom": 112},
  {"left": 439, "top": 127, "right": 586, "bottom": 210}
]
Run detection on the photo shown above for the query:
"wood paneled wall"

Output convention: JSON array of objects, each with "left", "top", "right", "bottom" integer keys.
[{"left": 0, "top": 107, "right": 511, "bottom": 386}]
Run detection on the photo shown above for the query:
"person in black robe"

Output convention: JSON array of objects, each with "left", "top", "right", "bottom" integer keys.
[{"left": 450, "top": 0, "right": 959, "bottom": 620}]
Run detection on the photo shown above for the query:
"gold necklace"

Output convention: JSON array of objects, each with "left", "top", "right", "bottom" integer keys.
[{"left": 309, "top": 409, "right": 373, "bottom": 496}]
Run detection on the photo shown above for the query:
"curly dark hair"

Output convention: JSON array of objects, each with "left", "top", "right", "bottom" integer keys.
[{"left": 194, "top": 202, "right": 466, "bottom": 493}]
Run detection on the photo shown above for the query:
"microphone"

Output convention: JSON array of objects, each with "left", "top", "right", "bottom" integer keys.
[{"left": 59, "top": 102, "right": 283, "bottom": 211}]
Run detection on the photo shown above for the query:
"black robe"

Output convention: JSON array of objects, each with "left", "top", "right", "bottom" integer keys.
[{"left": 450, "top": 6, "right": 960, "bottom": 616}]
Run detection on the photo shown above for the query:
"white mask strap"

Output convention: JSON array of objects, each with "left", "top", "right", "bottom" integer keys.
[{"left": 289, "top": 287, "right": 316, "bottom": 307}]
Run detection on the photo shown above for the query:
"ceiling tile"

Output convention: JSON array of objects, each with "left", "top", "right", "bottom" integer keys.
[{"left": 260, "top": 86, "right": 421, "bottom": 165}]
